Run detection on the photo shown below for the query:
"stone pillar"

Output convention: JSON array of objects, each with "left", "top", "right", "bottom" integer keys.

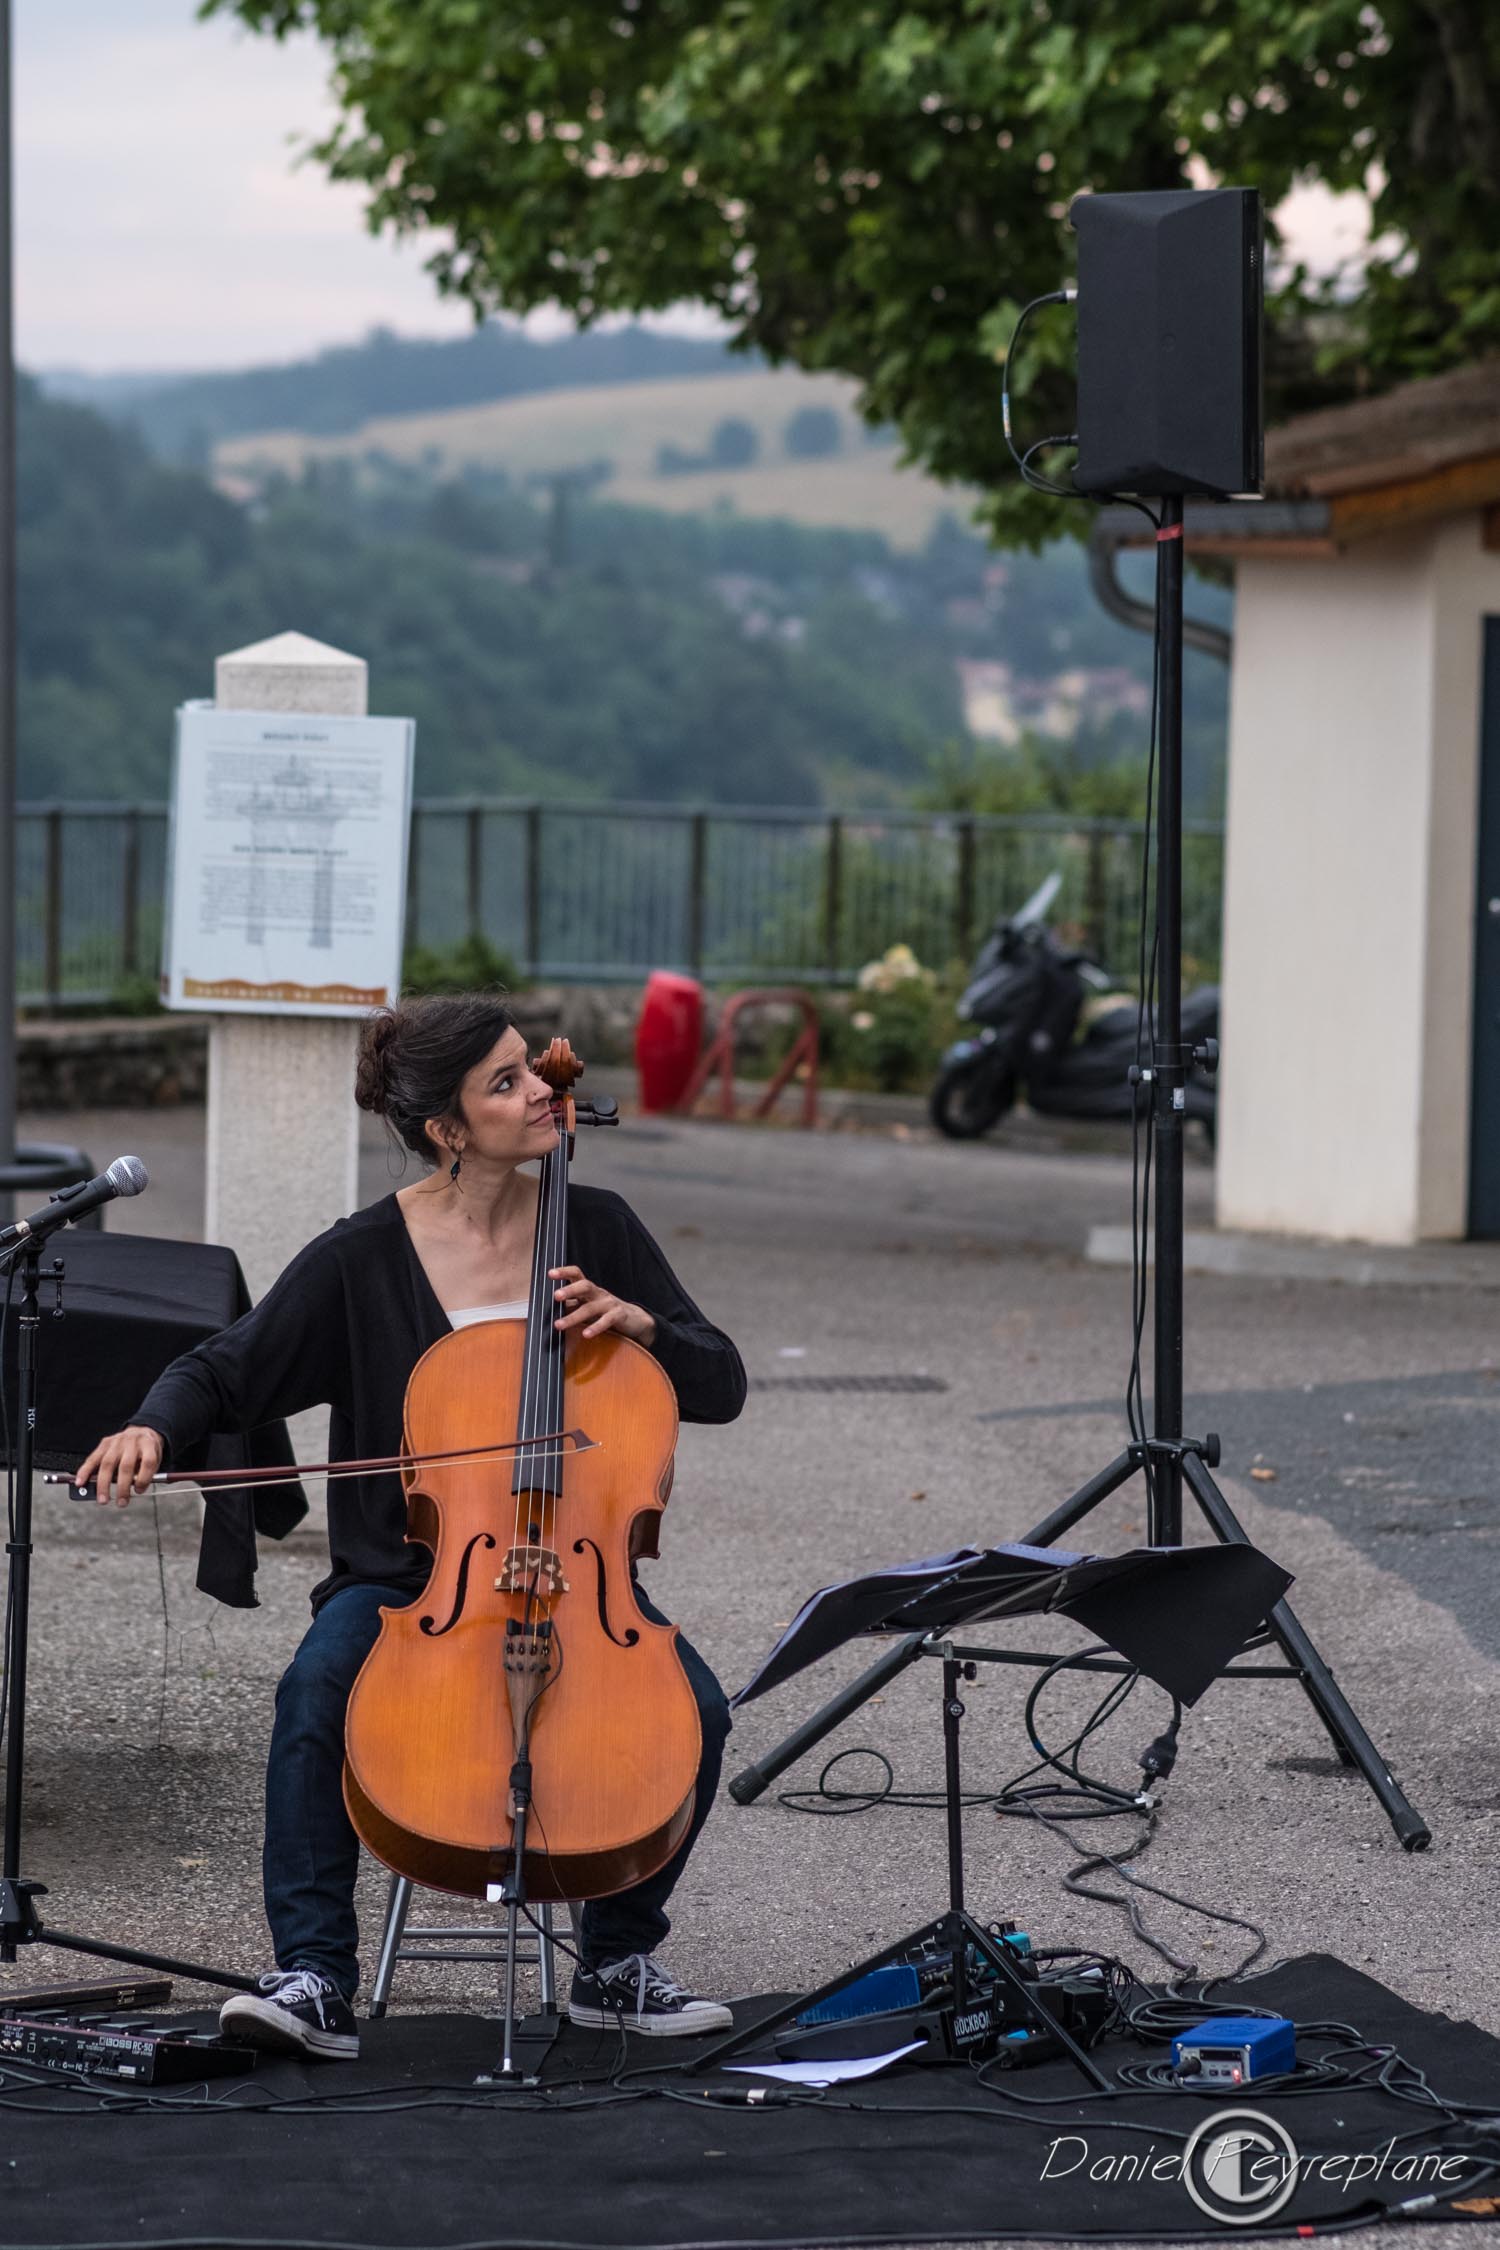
[{"left": 205, "top": 632, "right": 369, "bottom": 1300}]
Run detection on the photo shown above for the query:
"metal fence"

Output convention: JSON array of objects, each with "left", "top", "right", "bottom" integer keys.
[{"left": 14, "top": 799, "right": 1226, "bottom": 1010}]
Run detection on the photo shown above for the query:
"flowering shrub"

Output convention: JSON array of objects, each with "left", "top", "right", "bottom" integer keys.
[
  {"left": 732, "top": 946, "right": 960, "bottom": 1097},
  {"left": 842, "top": 945, "right": 952, "bottom": 1093},
  {"left": 856, "top": 943, "right": 935, "bottom": 998}
]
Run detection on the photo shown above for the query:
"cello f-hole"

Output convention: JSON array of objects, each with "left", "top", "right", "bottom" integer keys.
[
  {"left": 419, "top": 1531, "right": 497, "bottom": 1637},
  {"left": 573, "top": 1537, "right": 639, "bottom": 1648}
]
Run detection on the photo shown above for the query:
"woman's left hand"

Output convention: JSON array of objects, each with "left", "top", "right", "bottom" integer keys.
[{"left": 549, "top": 1265, "right": 657, "bottom": 1346}]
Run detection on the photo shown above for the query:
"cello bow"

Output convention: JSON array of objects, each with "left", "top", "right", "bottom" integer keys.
[{"left": 47, "top": 1427, "right": 598, "bottom": 1502}]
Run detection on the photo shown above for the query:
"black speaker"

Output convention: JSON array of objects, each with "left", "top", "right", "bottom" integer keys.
[{"left": 1070, "top": 188, "right": 1263, "bottom": 499}]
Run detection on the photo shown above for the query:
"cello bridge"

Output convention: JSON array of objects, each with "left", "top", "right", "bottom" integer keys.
[{"left": 494, "top": 1544, "right": 568, "bottom": 1596}]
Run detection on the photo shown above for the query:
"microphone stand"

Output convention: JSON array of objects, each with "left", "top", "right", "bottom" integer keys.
[{"left": 1, "top": 1237, "right": 254, "bottom": 1990}]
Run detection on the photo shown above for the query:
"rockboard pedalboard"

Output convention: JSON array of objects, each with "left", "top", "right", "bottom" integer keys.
[
  {"left": 775, "top": 1925, "right": 1113, "bottom": 2068},
  {"left": 0, "top": 2009, "right": 256, "bottom": 2084}
]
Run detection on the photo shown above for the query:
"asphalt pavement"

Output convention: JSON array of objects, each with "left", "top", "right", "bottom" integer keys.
[{"left": 3, "top": 1099, "right": 1498, "bottom": 2249}]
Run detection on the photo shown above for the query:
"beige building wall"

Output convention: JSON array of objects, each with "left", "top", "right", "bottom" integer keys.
[{"left": 1217, "top": 515, "right": 1499, "bottom": 1244}]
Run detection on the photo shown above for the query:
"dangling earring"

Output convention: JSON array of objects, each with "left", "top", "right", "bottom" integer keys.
[{"left": 449, "top": 1149, "right": 463, "bottom": 1183}]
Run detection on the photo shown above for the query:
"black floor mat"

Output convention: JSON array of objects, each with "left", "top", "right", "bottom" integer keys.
[{"left": 2, "top": 1954, "right": 1498, "bottom": 2247}]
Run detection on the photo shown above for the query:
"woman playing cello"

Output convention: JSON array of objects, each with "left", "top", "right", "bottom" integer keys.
[{"left": 75, "top": 992, "right": 746, "bottom": 2060}]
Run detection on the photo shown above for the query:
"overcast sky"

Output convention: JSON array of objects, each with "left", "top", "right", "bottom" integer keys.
[{"left": 16, "top": 0, "right": 1374, "bottom": 375}]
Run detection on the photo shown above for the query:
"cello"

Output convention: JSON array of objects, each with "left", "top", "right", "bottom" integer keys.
[{"left": 342, "top": 1039, "right": 703, "bottom": 1912}]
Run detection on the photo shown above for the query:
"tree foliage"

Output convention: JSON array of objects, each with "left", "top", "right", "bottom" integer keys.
[
  {"left": 785, "top": 406, "right": 843, "bottom": 460},
  {"left": 920, "top": 728, "right": 1153, "bottom": 819},
  {"left": 710, "top": 414, "right": 760, "bottom": 465},
  {"left": 210, "top": 0, "right": 1500, "bottom": 544}
]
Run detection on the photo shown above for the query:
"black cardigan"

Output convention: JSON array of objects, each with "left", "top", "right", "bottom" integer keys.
[{"left": 135, "top": 1187, "right": 746, "bottom": 1612}]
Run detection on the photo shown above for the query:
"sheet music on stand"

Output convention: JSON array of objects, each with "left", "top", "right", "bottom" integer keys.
[{"left": 734, "top": 1539, "right": 1293, "bottom": 1710}]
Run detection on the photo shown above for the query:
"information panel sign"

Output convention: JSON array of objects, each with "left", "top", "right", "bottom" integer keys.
[{"left": 163, "top": 703, "right": 415, "bottom": 1017}]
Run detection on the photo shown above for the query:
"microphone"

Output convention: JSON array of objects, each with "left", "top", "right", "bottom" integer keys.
[{"left": 0, "top": 1154, "right": 149, "bottom": 1250}]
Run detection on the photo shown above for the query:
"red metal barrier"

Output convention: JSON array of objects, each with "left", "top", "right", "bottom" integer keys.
[{"left": 679, "top": 989, "right": 820, "bottom": 1128}]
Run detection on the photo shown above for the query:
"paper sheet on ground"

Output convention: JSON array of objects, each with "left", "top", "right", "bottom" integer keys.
[{"left": 724, "top": 2041, "right": 926, "bottom": 2085}]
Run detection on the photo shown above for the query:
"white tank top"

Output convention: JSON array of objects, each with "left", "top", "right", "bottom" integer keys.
[{"left": 448, "top": 1300, "right": 529, "bottom": 1329}]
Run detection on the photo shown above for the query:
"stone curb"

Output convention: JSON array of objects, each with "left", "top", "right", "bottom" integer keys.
[
  {"left": 585, "top": 1064, "right": 1174, "bottom": 1153},
  {"left": 1086, "top": 1221, "right": 1500, "bottom": 1291}
]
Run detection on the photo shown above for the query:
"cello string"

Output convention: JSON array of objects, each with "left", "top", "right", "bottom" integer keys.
[
  {"left": 513, "top": 1124, "right": 551, "bottom": 1575},
  {"left": 518, "top": 1154, "right": 545, "bottom": 1624},
  {"left": 517, "top": 1114, "right": 566, "bottom": 1753},
  {"left": 541, "top": 1104, "right": 569, "bottom": 1574},
  {"left": 522, "top": 1095, "right": 566, "bottom": 1625},
  {"left": 500, "top": 1122, "right": 545, "bottom": 1875},
  {"left": 534, "top": 1111, "right": 564, "bottom": 1586},
  {"left": 538, "top": 1090, "right": 566, "bottom": 1517}
]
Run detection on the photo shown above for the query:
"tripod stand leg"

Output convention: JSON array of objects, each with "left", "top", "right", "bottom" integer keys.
[
  {"left": 1018, "top": 1450, "right": 1141, "bottom": 1549},
  {"left": 727, "top": 1631, "right": 929, "bottom": 1804},
  {"left": 688, "top": 1922, "right": 932, "bottom": 2074},
  {"left": 953, "top": 1910, "right": 1110, "bottom": 2090},
  {"left": 1181, "top": 1454, "right": 1430, "bottom": 1852},
  {"left": 22, "top": 1915, "right": 258, "bottom": 1991}
]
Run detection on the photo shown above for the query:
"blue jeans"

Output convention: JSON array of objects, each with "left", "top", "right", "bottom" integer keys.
[{"left": 263, "top": 1581, "right": 732, "bottom": 1999}]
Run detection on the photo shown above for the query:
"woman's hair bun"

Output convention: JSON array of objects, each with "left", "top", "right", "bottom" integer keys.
[
  {"left": 354, "top": 1010, "right": 399, "bottom": 1114},
  {"left": 353, "top": 991, "right": 514, "bottom": 1163}
]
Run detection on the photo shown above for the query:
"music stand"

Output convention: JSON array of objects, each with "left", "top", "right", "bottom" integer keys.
[{"left": 692, "top": 1539, "right": 1290, "bottom": 2080}]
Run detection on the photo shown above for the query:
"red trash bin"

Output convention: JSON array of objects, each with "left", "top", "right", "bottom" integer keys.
[{"left": 635, "top": 971, "right": 705, "bottom": 1113}]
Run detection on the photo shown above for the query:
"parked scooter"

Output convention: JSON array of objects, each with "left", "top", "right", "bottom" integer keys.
[{"left": 930, "top": 872, "right": 1218, "bottom": 1141}]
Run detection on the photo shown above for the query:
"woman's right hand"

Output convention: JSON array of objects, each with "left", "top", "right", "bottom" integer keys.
[{"left": 75, "top": 1425, "right": 164, "bottom": 1507}]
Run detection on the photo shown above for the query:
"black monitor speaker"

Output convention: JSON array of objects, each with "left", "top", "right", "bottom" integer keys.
[{"left": 1070, "top": 187, "right": 1264, "bottom": 499}]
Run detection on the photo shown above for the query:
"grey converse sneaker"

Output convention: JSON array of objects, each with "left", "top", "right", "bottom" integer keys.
[
  {"left": 568, "top": 1953, "right": 733, "bottom": 2037},
  {"left": 219, "top": 1968, "right": 360, "bottom": 2060}
]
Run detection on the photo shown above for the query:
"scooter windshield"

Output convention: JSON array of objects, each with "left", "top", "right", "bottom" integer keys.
[{"left": 1010, "top": 869, "right": 1063, "bottom": 931}]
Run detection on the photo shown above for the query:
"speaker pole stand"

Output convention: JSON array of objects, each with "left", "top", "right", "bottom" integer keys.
[
  {"left": 1150, "top": 496, "right": 1188, "bottom": 1542},
  {"left": 731, "top": 494, "right": 1429, "bottom": 1855}
]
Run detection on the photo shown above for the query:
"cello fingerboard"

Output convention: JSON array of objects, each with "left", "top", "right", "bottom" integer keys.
[{"left": 512, "top": 1114, "right": 570, "bottom": 1499}]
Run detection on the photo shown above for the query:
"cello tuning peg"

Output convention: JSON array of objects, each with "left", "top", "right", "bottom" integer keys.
[{"left": 579, "top": 1097, "right": 620, "bottom": 1126}]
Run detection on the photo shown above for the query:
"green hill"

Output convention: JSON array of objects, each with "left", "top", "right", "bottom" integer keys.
[
  {"left": 43, "top": 316, "right": 966, "bottom": 550},
  {"left": 41, "top": 322, "right": 749, "bottom": 464},
  {"left": 216, "top": 365, "right": 960, "bottom": 551}
]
